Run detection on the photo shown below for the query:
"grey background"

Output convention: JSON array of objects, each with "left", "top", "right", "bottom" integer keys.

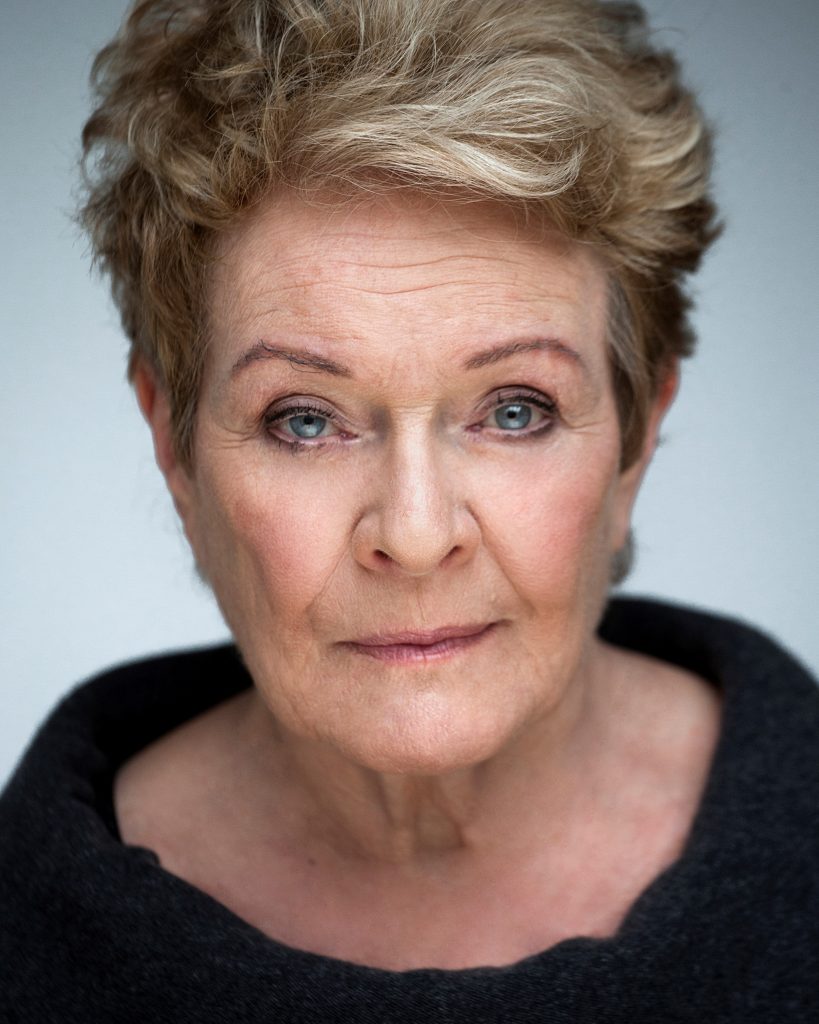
[{"left": 2, "top": 0, "right": 817, "bottom": 786}]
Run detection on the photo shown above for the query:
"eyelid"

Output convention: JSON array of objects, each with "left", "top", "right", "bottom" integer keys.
[
  {"left": 486, "top": 386, "right": 557, "bottom": 411},
  {"left": 480, "top": 387, "right": 558, "bottom": 421},
  {"left": 265, "top": 400, "right": 337, "bottom": 424}
]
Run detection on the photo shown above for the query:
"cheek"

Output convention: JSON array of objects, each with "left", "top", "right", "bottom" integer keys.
[
  {"left": 486, "top": 449, "right": 619, "bottom": 590},
  {"left": 191, "top": 459, "right": 353, "bottom": 629}
]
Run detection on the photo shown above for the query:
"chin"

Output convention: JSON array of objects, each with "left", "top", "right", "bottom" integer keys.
[{"left": 330, "top": 697, "right": 520, "bottom": 776}]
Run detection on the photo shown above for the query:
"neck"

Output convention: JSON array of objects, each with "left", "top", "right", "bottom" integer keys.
[{"left": 233, "top": 641, "right": 615, "bottom": 867}]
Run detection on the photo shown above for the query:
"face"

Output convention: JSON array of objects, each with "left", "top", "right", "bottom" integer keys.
[{"left": 151, "top": 190, "right": 665, "bottom": 775}]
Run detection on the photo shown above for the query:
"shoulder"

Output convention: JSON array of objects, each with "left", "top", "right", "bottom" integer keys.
[
  {"left": 63, "top": 643, "right": 246, "bottom": 716},
  {"left": 599, "top": 595, "right": 819, "bottom": 824},
  {"left": 600, "top": 596, "right": 818, "bottom": 699},
  {"left": 592, "top": 640, "right": 723, "bottom": 848},
  {"left": 60, "top": 643, "right": 248, "bottom": 756},
  {"left": 601, "top": 596, "right": 819, "bottom": 856},
  {"left": 0, "top": 642, "right": 251, "bottom": 840},
  {"left": 113, "top": 683, "right": 255, "bottom": 864},
  {"left": 0, "top": 643, "right": 253, "bottom": 954}
]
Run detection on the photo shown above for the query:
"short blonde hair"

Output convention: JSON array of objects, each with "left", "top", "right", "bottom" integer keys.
[{"left": 81, "top": 0, "right": 720, "bottom": 468}]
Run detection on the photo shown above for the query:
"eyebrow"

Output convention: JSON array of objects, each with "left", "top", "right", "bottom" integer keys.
[
  {"left": 462, "top": 338, "right": 584, "bottom": 371},
  {"left": 230, "top": 336, "right": 584, "bottom": 380},
  {"left": 231, "top": 340, "right": 352, "bottom": 378}
]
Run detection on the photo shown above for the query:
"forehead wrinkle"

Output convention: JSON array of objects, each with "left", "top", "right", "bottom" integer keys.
[
  {"left": 229, "top": 281, "right": 593, "bottom": 322},
  {"left": 327, "top": 280, "right": 516, "bottom": 298},
  {"left": 217, "top": 224, "right": 599, "bottom": 318},
  {"left": 238, "top": 236, "right": 568, "bottom": 279},
  {"left": 328, "top": 252, "right": 537, "bottom": 272},
  {"left": 211, "top": 256, "right": 305, "bottom": 328},
  {"left": 254, "top": 274, "right": 589, "bottom": 302},
  {"left": 210, "top": 194, "right": 611, "bottom": 397}
]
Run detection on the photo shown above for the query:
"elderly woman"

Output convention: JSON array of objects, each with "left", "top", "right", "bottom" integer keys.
[{"left": 2, "top": 0, "right": 817, "bottom": 1019}]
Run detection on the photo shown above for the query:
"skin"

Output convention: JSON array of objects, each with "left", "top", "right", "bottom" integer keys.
[{"left": 118, "top": 190, "right": 721, "bottom": 969}]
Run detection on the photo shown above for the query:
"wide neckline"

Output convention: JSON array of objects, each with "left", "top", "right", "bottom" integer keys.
[
  {"left": 93, "top": 598, "right": 747, "bottom": 978},
  {"left": 6, "top": 602, "right": 819, "bottom": 1024},
  {"left": 27, "top": 598, "right": 810, "bottom": 987}
]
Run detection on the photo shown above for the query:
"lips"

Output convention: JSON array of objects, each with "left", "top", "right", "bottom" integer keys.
[
  {"left": 342, "top": 622, "right": 498, "bottom": 664},
  {"left": 351, "top": 623, "right": 493, "bottom": 647}
]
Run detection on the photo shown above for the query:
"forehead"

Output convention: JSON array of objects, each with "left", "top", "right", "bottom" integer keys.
[{"left": 207, "top": 188, "right": 609, "bottom": 373}]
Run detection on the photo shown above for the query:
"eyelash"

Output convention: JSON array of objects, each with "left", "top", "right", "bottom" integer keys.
[
  {"left": 263, "top": 403, "right": 340, "bottom": 455},
  {"left": 263, "top": 389, "right": 559, "bottom": 454},
  {"left": 479, "top": 389, "right": 558, "bottom": 442}
]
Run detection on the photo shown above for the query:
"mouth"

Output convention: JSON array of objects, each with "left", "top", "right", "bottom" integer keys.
[{"left": 342, "top": 622, "right": 497, "bottom": 664}]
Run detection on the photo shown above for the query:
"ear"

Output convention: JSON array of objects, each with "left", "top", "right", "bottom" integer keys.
[
  {"left": 610, "top": 363, "right": 679, "bottom": 552},
  {"left": 132, "top": 361, "right": 196, "bottom": 527}
]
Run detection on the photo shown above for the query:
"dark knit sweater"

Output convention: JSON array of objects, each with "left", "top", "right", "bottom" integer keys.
[{"left": 2, "top": 598, "right": 818, "bottom": 1022}]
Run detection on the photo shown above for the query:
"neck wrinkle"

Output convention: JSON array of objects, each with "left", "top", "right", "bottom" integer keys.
[{"left": 237, "top": 641, "right": 606, "bottom": 868}]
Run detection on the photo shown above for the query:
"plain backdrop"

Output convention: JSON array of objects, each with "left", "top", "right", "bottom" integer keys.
[{"left": 2, "top": 0, "right": 817, "bottom": 786}]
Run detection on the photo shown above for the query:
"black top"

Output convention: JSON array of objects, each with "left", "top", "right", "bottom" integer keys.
[{"left": 2, "top": 598, "right": 818, "bottom": 1022}]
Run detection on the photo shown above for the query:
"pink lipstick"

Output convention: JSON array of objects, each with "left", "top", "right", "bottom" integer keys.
[{"left": 343, "top": 623, "right": 496, "bottom": 664}]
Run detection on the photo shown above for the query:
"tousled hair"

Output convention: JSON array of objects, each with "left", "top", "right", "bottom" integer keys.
[{"left": 80, "top": 0, "right": 720, "bottom": 472}]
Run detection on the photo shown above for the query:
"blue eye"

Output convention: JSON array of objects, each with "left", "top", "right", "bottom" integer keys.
[
  {"left": 287, "top": 412, "right": 328, "bottom": 438},
  {"left": 481, "top": 390, "right": 556, "bottom": 437},
  {"left": 264, "top": 402, "right": 337, "bottom": 448},
  {"left": 493, "top": 403, "right": 532, "bottom": 431}
]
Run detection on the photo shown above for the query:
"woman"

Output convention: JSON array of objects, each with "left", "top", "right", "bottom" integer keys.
[{"left": 1, "top": 0, "right": 817, "bottom": 1019}]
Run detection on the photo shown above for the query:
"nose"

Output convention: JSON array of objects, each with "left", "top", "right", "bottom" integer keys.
[{"left": 352, "top": 429, "right": 479, "bottom": 578}]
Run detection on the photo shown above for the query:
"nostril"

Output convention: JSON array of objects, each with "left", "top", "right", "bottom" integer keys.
[{"left": 373, "top": 542, "right": 464, "bottom": 570}]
